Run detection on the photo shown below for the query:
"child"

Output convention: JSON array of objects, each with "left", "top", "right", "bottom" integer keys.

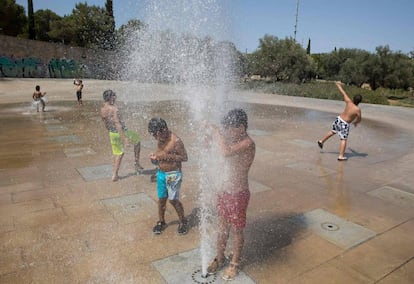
[
  {"left": 73, "top": 79, "right": 84, "bottom": 106},
  {"left": 148, "top": 118, "right": 189, "bottom": 235},
  {"left": 317, "top": 81, "right": 362, "bottom": 161},
  {"left": 32, "top": 85, "right": 46, "bottom": 112}
]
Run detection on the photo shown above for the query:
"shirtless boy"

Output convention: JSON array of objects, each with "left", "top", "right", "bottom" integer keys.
[
  {"left": 32, "top": 85, "right": 46, "bottom": 112},
  {"left": 73, "top": 79, "right": 84, "bottom": 106},
  {"left": 206, "top": 108, "right": 256, "bottom": 281},
  {"left": 148, "top": 118, "right": 189, "bottom": 235},
  {"left": 318, "top": 81, "right": 362, "bottom": 161},
  {"left": 100, "top": 89, "right": 143, "bottom": 181}
]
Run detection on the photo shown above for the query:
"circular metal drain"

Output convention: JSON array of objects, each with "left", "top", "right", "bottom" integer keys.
[
  {"left": 321, "top": 222, "right": 339, "bottom": 231},
  {"left": 191, "top": 269, "right": 217, "bottom": 283}
]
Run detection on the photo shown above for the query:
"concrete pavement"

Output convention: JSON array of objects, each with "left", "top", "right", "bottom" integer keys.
[{"left": 0, "top": 78, "right": 413, "bottom": 283}]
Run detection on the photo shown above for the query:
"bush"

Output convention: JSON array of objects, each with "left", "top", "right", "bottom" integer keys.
[{"left": 238, "top": 80, "right": 394, "bottom": 106}]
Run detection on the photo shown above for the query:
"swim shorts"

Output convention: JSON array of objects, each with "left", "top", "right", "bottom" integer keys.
[
  {"left": 76, "top": 91, "right": 82, "bottom": 101},
  {"left": 109, "top": 130, "right": 141, "bottom": 155},
  {"left": 217, "top": 190, "right": 250, "bottom": 229},
  {"left": 157, "top": 169, "right": 182, "bottom": 200},
  {"left": 331, "top": 116, "right": 350, "bottom": 140}
]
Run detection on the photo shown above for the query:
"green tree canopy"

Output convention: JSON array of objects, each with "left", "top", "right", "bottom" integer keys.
[
  {"left": 0, "top": 0, "right": 27, "bottom": 36},
  {"left": 251, "top": 35, "right": 315, "bottom": 83},
  {"left": 34, "top": 9, "right": 61, "bottom": 41}
]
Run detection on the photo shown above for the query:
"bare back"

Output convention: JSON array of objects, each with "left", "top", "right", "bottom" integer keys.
[{"left": 340, "top": 102, "right": 361, "bottom": 124}]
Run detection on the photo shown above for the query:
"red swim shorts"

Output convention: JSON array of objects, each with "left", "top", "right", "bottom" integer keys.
[{"left": 217, "top": 190, "right": 250, "bottom": 229}]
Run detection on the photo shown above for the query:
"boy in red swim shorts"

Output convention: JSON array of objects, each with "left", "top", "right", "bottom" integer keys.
[{"left": 206, "top": 108, "right": 255, "bottom": 281}]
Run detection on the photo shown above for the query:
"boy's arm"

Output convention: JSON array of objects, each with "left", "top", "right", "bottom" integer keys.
[
  {"left": 214, "top": 129, "right": 252, "bottom": 157},
  {"left": 156, "top": 138, "right": 188, "bottom": 162},
  {"left": 335, "top": 81, "right": 352, "bottom": 103}
]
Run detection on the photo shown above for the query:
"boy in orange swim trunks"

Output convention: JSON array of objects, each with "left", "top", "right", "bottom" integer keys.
[{"left": 206, "top": 108, "right": 255, "bottom": 281}]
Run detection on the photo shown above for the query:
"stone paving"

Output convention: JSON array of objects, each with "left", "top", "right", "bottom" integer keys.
[{"left": 0, "top": 78, "right": 413, "bottom": 283}]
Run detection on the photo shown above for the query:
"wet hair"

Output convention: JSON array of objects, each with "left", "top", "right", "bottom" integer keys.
[
  {"left": 103, "top": 89, "right": 116, "bottom": 101},
  {"left": 353, "top": 94, "right": 362, "bottom": 105},
  {"left": 221, "top": 108, "right": 248, "bottom": 129},
  {"left": 148, "top": 118, "right": 168, "bottom": 135},
  {"left": 35, "top": 85, "right": 40, "bottom": 91}
]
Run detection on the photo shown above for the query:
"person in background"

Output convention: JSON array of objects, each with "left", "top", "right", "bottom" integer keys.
[
  {"left": 32, "top": 85, "right": 46, "bottom": 112},
  {"left": 73, "top": 79, "right": 84, "bottom": 106},
  {"left": 318, "top": 81, "right": 362, "bottom": 161}
]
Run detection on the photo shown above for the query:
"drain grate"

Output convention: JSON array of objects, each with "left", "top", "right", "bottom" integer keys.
[
  {"left": 321, "top": 222, "right": 339, "bottom": 231},
  {"left": 191, "top": 269, "right": 217, "bottom": 284},
  {"left": 152, "top": 248, "right": 255, "bottom": 283}
]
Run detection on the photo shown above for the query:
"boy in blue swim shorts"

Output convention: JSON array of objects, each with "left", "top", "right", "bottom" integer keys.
[{"left": 148, "top": 118, "right": 189, "bottom": 235}]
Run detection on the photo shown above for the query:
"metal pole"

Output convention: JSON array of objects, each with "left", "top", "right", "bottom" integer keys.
[{"left": 294, "top": 0, "right": 300, "bottom": 41}]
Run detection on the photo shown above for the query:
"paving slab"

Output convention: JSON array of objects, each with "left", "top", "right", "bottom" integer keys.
[
  {"left": 296, "top": 208, "right": 377, "bottom": 249},
  {"left": 100, "top": 193, "right": 157, "bottom": 224},
  {"left": 367, "top": 186, "right": 414, "bottom": 208},
  {"left": 76, "top": 164, "right": 112, "bottom": 181}
]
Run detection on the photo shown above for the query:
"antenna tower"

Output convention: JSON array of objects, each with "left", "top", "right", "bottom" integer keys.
[{"left": 294, "top": 0, "right": 300, "bottom": 41}]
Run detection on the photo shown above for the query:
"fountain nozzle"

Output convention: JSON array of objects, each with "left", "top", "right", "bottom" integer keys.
[{"left": 201, "top": 273, "right": 209, "bottom": 279}]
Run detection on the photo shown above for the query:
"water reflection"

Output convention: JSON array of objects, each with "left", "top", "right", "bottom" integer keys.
[{"left": 318, "top": 158, "right": 350, "bottom": 217}]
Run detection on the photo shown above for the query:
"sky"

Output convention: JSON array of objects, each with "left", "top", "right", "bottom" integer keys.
[{"left": 15, "top": 0, "right": 414, "bottom": 54}]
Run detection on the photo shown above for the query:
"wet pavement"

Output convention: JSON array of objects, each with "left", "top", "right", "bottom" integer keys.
[{"left": 0, "top": 78, "right": 413, "bottom": 283}]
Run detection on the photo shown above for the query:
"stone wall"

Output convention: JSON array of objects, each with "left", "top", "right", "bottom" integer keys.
[{"left": 0, "top": 35, "right": 115, "bottom": 79}]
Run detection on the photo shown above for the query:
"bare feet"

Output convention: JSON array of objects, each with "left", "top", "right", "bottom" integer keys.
[
  {"left": 222, "top": 262, "right": 239, "bottom": 281},
  {"left": 112, "top": 175, "right": 119, "bottom": 182}
]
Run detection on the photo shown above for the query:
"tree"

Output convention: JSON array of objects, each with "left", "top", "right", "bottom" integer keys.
[
  {"left": 0, "top": 0, "right": 27, "bottom": 36},
  {"left": 306, "top": 38, "right": 311, "bottom": 55},
  {"left": 104, "top": 0, "right": 115, "bottom": 49},
  {"left": 34, "top": 9, "right": 61, "bottom": 41},
  {"left": 48, "top": 15, "right": 76, "bottom": 44},
  {"left": 27, "top": 0, "right": 35, "bottom": 39},
  {"left": 49, "top": 3, "right": 113, "bottom": 48},
  {"left": 252, "top": 35, "right": 315, "bottom": 82},
  {"left": 116, "top": 19, "right": 146, "bottom": 47}
]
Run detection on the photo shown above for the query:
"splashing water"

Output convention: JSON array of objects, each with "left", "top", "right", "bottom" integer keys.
[{"left": 122, "top": 0, "right": 237, "bottom": 275}]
